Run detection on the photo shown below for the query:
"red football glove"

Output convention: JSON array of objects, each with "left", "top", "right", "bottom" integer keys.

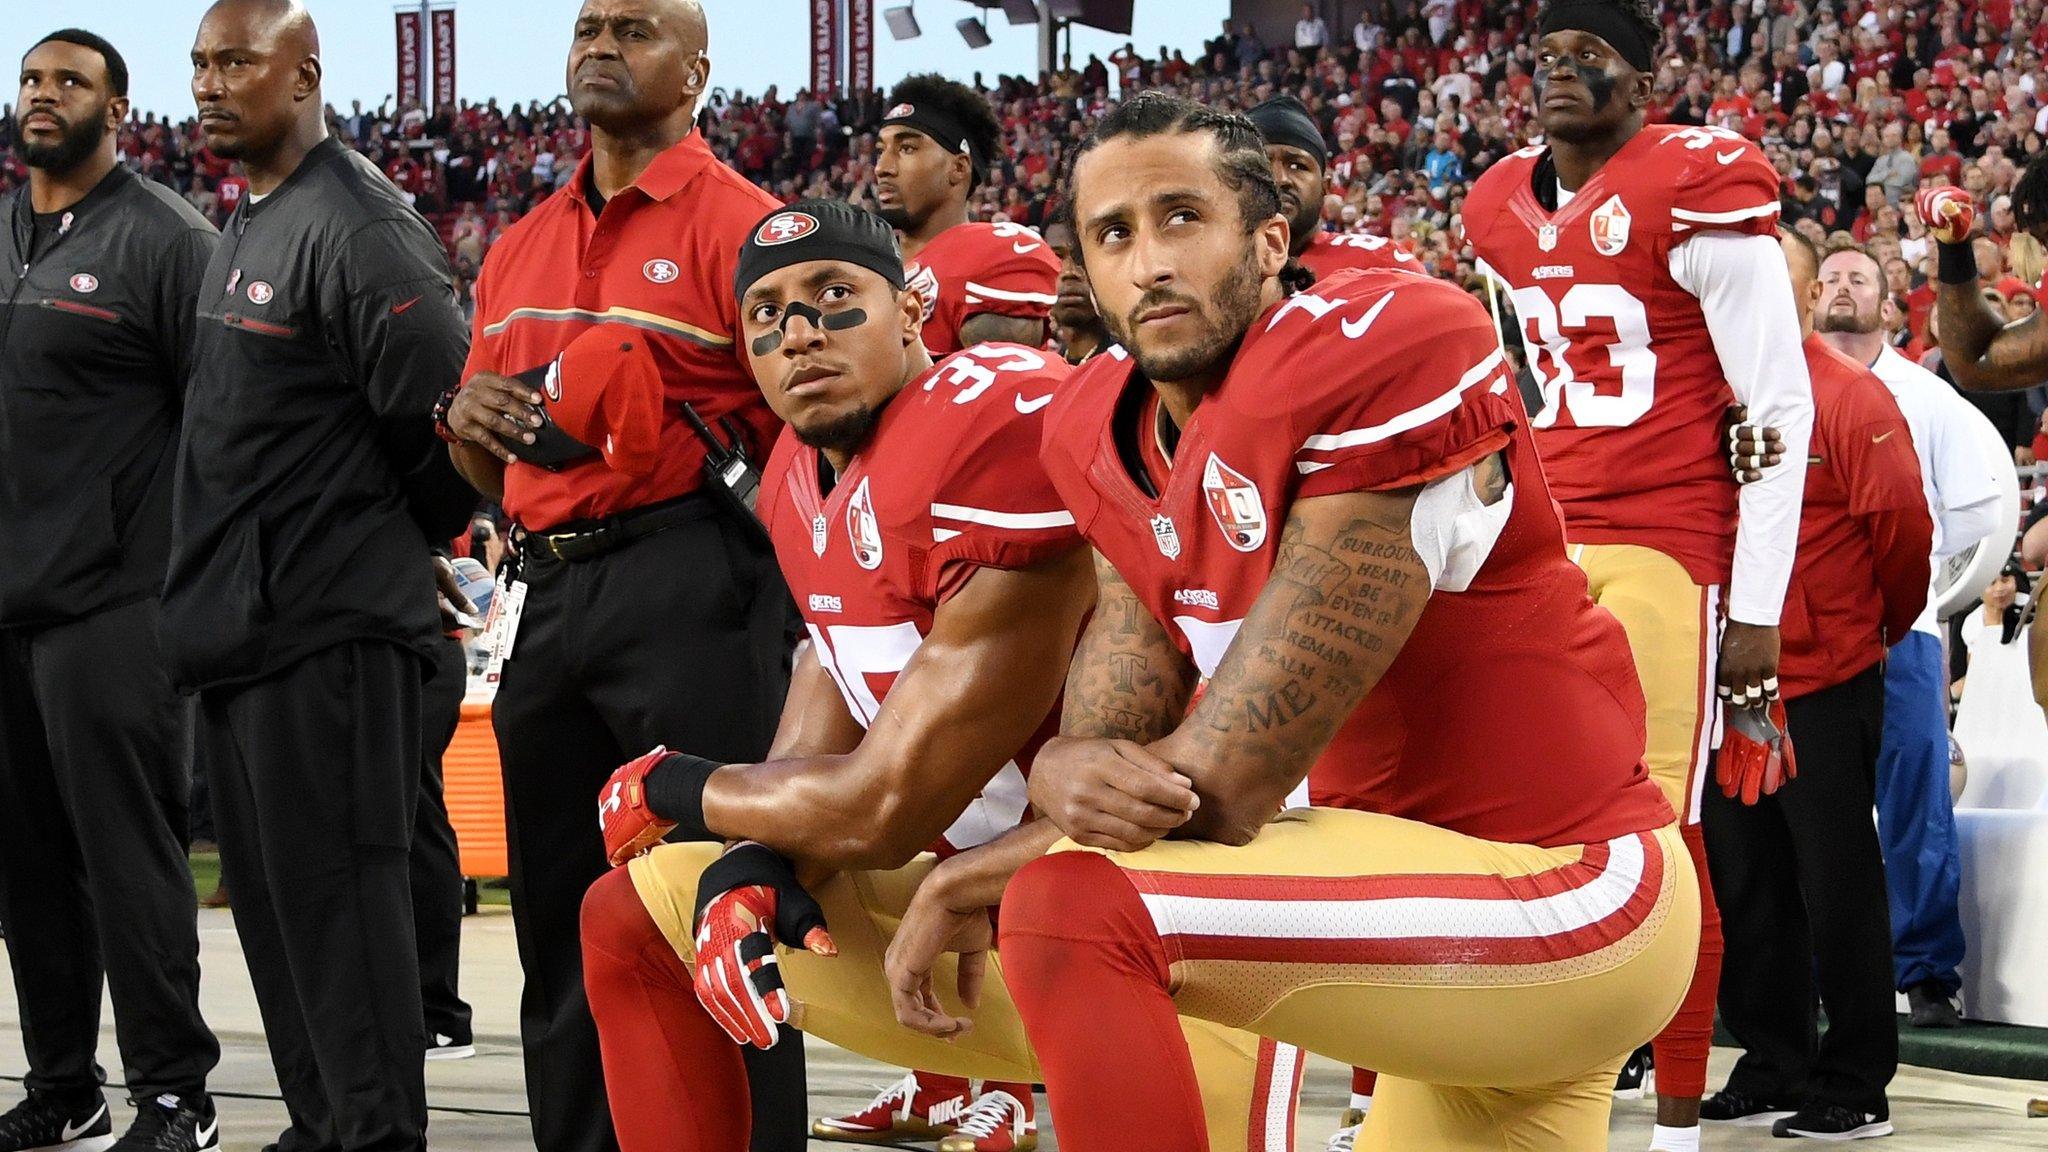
[
  {"left": 691, "top": 843, "right": 837, "bottom": 1049},
  {"left": 1915, "top": 184, "right": 1977, "bottom": 245},
  {"left": 599, "top": 746, "right": 676, "bottom": 867},
  {"left": 1717, "top": 700, "right": 1798, "bottom": 805}
]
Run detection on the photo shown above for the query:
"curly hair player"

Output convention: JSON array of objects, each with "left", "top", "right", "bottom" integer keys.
[{"left": 1000, "top": 89, "right": 1694, "bottom": 1152}]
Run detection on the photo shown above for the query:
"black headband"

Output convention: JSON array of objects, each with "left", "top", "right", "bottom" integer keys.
[
  {"left": 735, "top": 198, "right": 905, "bottom": 302},
  {"left": 882, "top": 100, "right": 985, "bottom": 181},
  {"left": 1539, "top": 1, "right": 1656, "bottom": 74},
  {"left": 1248, "top": 95, "right": 1327, "bottom": 167}
]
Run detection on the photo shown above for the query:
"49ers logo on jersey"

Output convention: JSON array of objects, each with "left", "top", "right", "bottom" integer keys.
[
  {"left": 1590, "top": 195, "right": 1631, "bottom": 256},
  {"left": 846, "top": 476, "right": 883, "bottom": 569},
  {"left": 905, "top": 263, "right": 939, "bottom": 322},
  {"left": 1202, "top": 454, "right": 1266, "bottom": 551}
]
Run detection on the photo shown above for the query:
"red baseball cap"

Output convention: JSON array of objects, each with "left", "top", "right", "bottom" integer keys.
[{"left": 533, "top": 327, "right": 664, "bottom": 478}]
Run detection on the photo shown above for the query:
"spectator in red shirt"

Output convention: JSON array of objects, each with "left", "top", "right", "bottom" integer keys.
[{"left": 1920, "top": 127, "right": 1965, "bottom": 184}]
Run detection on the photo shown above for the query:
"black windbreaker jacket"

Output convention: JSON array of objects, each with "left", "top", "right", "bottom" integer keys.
[
  {"left": 163, "top": 137, "right": 476, "bottom": 692},
  {"left": 0, "top": 166, "right": 217, "bottom": 628}
]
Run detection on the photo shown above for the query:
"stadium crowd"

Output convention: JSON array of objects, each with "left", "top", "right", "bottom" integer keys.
[
  {"left": 5, "top": 2, "right": 2048, "bottom": 1152},
  {"left": 7, "top": 0, "right": 2048, "bottom": 451}
]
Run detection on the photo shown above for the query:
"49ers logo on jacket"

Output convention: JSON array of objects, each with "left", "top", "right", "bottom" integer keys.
[
  {"left": 846, "top": 476, "right": 883, "bottom": 569},
  {"left": 905, "top": 263, "right": 939, "bottom": 322},
  {"left": 1202, "top": 454, "right": 1266, "bottom": 551},
  {"left": 1589, "top": 196, "right": 1631, "bottom": 256},
  {"left": 755, "top": 211, "right": 819, "bottom": 246}
]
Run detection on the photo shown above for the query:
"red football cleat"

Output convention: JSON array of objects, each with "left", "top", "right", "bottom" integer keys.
[
  {"left": 811, "top": 1071, "right": 974, "bottom": 1143},
  {"left": 938, "top": 1083, "right": 1037, "bottom": 1152}
]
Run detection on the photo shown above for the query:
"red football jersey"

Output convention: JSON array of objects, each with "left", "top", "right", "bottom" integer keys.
[
  {"left": 1463, "top": 123, "right": 1784, "bottom": 585},
  {"left": 1295, "top": 231, "right": 1423, "bottom": 280},
  {"left": 905, "top": 221, "right": 1060, "bottom": 357},
  {"left": 759, "top": 343, "right": 1082, "bottom": 852},
  {"left": 1040, "top": 270, "right": 1673, "bottom": 848}
]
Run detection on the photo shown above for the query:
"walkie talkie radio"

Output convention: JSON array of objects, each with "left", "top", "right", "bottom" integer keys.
[{"left": 680, "top": 402, "right": 771, "bottom": 550}]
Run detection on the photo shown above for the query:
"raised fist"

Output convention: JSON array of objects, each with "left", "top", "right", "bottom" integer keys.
[{"left": 1914, "top": 184, "right": 1977, "bottom": 246}]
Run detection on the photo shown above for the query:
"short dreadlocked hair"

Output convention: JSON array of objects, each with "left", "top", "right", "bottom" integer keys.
[
  {"left": 1066, "top": 91, "right": 1315, "bottom": 293},
  {"left": 883, "top": 73, "right": 1002, "bottom": 188},
  {"left": 2016, "top": 150, "right": 2048, "bottom": 235}
]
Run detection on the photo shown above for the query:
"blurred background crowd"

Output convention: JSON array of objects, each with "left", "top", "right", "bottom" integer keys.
[{"left": 5, "top": 0, "right": 2048, "bottom": 451}]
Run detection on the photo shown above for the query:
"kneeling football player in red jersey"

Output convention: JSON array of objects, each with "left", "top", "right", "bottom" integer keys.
[
  {"left": 581, "top": 198, "right": 1301, "bottom": 1152},
  {"left": 1002, "top": 89, "right": 1698, "bottom": 1152}
]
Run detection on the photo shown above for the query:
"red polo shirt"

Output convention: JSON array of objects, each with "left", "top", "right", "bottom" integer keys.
[
  {"left": 1778, "top": 335, "right": 1932, "bottom": 699},
  {"left": 461, "top": 130, "right": 781, "bottom": 531}
]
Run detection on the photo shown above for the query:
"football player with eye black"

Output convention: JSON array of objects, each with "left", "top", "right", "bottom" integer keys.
[
  {"left": 581, "top": 199, "right": 1300, "bottom": 1152},
  {"left": 1464, "top": 2, "right": 1813, "bottom": 1143}
]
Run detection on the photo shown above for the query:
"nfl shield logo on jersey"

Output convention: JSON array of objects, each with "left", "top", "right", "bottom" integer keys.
[
  {"left": 1538, "top": 223, "right": 1559, "bottom": 252},
  {"left": 1590, "top": 195, "right": 1632, "bottom": 256},
  {"left": 1202, "top": 454, "right": 1266, "bottom": 552},
  {"left": 847, "top": 477, "right": 884, "bottom": 570},
  {"left": 811, "top": 513, "right": 829, "bottom": 557},
  {"left": 1151, "top": 514, "right": 1183, "bottom": 560}
]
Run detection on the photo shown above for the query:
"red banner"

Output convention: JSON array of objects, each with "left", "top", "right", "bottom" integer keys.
[
  {"left": 396, "top": 10, "right": 423, "bottom": 109},
  {"left": 849, "top": 0, "right": 874, "bottom": 96},
  {"left": 810, "top": 0, "right": 840, "bottom": 98},
  {"left": 431, "top": 8, "right": 457, "bottom": 112}
]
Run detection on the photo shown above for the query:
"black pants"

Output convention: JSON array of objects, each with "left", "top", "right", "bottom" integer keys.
[
  {"left": 1704, "top": 665, "right": 1899, "bottom": 1115},
  {"left": 417, "top": 635, "right": 472, "bottom": 1044},
  {"left": 0, "top": 597, "right": 219, "bottom": 1102},
  {"left": 201, "top": 640, "right": 427, "bottom": 1152},
  {"left": 494, "top": 511, "right": 800, "bottom": 1152}
]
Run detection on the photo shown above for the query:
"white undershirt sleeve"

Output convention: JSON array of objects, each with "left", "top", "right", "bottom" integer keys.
[
  {"left": 1930, "top": 390, "right": 2011, "bottom": 559},
  {"left": 1669, "top": 231, "right": 1813, "bottom": 627}
]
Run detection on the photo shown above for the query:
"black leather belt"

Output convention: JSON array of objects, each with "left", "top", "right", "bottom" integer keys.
[{"left": 518, "top": 493, "right": 718, "bottom": 564}]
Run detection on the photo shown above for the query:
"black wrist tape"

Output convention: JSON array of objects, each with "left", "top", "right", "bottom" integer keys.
[
  {"left": 645, "top": 753, "right": 722, "bottom": 841},
  {"left": 1937, "top": 240, "right": 1978, "bottom": 286}
]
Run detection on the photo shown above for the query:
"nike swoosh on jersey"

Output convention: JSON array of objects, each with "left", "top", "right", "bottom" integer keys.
[
  {"left": 1340, "top": 293, "right": 1396, "bottom": 340},
  {"left": 61, "top": 1104, "right": 107, "bottom": 1141},
  {"left": 1716, "top": 150, "right": 1743, "bottom": 165},
  {"left": 1012, "top": 241, "right": 1041, "bottom": 255},
  {"left": 1014, "top": 393, "right": 1055, "bottom": 413},
  {"left": 1873, "top": 430, "right": 1895, "bottom": 443},
  {"left": 391, "top": 295, "right": 423, "bottom": 314}
]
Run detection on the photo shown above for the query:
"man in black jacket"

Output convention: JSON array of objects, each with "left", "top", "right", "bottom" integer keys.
[
  {"left": 163, "top": 2, "right": 475, "bottom": 1150},
  {"left": 0, "top": 29, "right": 223, "bottom": 1152}
]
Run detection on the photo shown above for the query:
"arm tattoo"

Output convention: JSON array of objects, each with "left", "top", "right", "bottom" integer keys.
[
  {"left": 1938, "top": 281, "right": 2048, "bottom": 392},
  {"left": 1061, "top": 551, "right": 1196, "bottom": 741},
  {"left": 1172, "top": 491, "right": 1430, "bottom": 837}
]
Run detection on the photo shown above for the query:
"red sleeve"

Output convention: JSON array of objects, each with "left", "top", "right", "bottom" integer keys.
[
  {"left": 1833, "top": 385, "right": 1935, "bottom": 643},
  {"left": 922, "top": 353, "right": 1084, "bottom": 602},
  {"left": 958, "top": 225, "right": 1060, "bottom": 323},
  {"left": 1665, "top": 130, "right": 1783, "bottom": 241},
  {"left": 1284, "top": 279, "right": 1516, "bottom": 499},
  {"left": 458, "top": 257, "right": 495, "bottom": 385}
]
